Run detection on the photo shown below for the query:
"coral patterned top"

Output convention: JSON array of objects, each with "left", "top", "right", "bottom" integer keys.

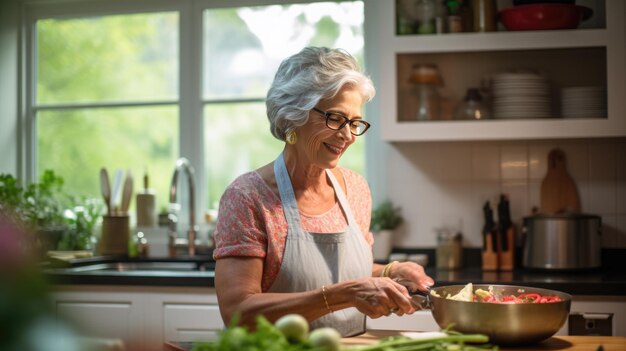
[{"left": 213, "top": 167, "right": 373, "bottom": 292}]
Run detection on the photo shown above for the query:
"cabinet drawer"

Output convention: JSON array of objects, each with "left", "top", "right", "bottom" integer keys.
[
  {"left": 56, "top": 301, "right": 138, "bottom": 344},
  {"left": 163, "top": 304, "right": 224, "bottom": 342}
]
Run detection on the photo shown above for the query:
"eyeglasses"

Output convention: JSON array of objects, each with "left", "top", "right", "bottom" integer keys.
[{"left": 312, "top": 107, "right": 371, "bottom": 136}]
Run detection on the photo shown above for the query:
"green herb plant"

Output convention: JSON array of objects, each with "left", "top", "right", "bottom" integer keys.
[
  {"left": 0, "top": 170, "right": 103, "bottom": 251},
  {"left": 58, "top": 197, "right": 103, "bottom": 251},
  {"left": 370, "top": 201, "right": 403, "bottom": 232},
  {"left": 0, "top": 170, "right": 66, "bottom": 230}
]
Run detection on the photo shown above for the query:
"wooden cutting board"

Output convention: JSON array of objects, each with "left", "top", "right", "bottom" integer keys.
[
  {"left": 340, "top": 331, "right": 626, "bottom": 351},
  {"left": 540, "top": 148, "right": 581, "bottom": 214}
]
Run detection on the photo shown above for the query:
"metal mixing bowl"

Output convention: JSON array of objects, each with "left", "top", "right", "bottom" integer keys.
[{"left": 412, "top": 284, "right": 571, "bottom": 345}]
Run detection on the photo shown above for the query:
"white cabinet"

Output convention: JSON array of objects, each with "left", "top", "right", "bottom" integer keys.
[
  {"left": 50, "top": 285, "right": 224, "bottom": 351},
  {"left": 364, "top": 0, "right": 626, "bottom": 141}
]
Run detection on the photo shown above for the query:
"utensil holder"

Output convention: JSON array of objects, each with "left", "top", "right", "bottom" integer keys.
[{"left": 101, "top": 215, "right": 130, "bottom": 255}]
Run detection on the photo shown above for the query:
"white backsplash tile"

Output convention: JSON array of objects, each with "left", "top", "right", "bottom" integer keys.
[
  {"left": 558, "top": 141, "right": 589, "bottom": 181},
  {"left": 528, "top": 142, "right": 556, "bottom": 180},
  {"left": 528, "top": 180, "right": 542, "bottom": 212},
  {"left": 436, "top": 143, "right": 472, "bottom": 181},
  {"left": 588, "top": 181, "right": 616, "bottom": 215},
  {"left": 387, "top": 138, "right": 626, "bottom": 249},
  {"left": 471, "top": 144, "right": 500, "bottom": 180},
  {"left": 500, "top": 144, "right": 528, "bottom": 180}
]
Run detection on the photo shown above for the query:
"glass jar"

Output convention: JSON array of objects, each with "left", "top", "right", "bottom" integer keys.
[
  {"left": 436, "top": 230, "right": 463, "bottom": 269},
  {"left": 414, "top": 84, "right": 441, "bottom": 121},
  {"left": 414, "top": 0, "right": 436, "bottom": 34},
  {"left": 410, "top": 64, "right": 444, "bottom": 121},
  {"left": 455, "top": 87, "right": 491, "bottom": 120}
]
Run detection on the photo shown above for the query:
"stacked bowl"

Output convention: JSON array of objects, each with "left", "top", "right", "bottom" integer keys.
[
  {"left": 561, "top": 86, "right": 607, "bottom": 118},
  {"left": 492, "top": 72, "right": 552, "bottom": 119}
]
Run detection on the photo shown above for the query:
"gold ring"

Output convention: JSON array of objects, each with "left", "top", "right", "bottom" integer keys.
[{"left": 389, "top": 308, "right": 397, "bottom": 314}]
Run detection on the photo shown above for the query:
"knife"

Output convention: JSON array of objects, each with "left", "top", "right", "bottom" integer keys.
[
  {"left": 498, "top": 194, "right": 512, "bottom": 251},
  {"left": 498, "top": 194, "right": 515, "bottom": 271},
  {"left": 482, "top": 200, "right": 498, "bottom": 270},
  {"left": 483, "top": 201, "right": 497, "bottom": 251}
]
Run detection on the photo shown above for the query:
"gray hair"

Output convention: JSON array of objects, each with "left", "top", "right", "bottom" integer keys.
[{"left": 266, "top": 47, "right": 376, "bottom": 141}]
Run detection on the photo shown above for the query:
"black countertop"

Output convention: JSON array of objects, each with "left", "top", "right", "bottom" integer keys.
[
  {"left": 424, "top": 267, "right": 626, "bottom": 296},
  {"left": 41, "top": 254, "right": 626, "bottom": 295}
]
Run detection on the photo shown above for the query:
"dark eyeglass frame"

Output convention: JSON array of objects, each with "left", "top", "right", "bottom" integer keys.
[{"left": 311, "top": 107, "right": 371, "bottom": 136}]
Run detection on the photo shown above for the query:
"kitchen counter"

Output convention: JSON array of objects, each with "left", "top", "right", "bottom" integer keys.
[
  {"left": 42, "top": 256, "right": 626, "bottom": 295},
  {"left": 165, "top": 331, "right": 626, "bottom": 351},
  {"left": 423, "top": 267, "right": 626, "bottom": 296}
]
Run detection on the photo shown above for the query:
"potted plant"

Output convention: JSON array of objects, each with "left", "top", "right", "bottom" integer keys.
[
  {"left": 370, "top": 201, "right": 403, "bottom": 261},
  {"left": 0, "top": 171, "right": 103, "bottom": 253}
]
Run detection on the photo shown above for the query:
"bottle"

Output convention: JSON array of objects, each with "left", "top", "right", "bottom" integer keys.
[
  {"left": 446, "top": 0, "right": 463, "bottom": 33},
  {"left": 434, "top": 0, "right": 448, "bottom": 34},
  {"left": 459, "top": 0, "right": 474, "bottom": 32},
  {"left": 436, "top": 230, "right": 463, "bottom": 269},
  {"left": 455, "top": 88, "right": 491, "bottom": 120},
  {"left": 136, "top": 170, "right": 156, "bottom": 227},
  {"left": 472, "top": 0, "right": 496, "bottom": 32}
]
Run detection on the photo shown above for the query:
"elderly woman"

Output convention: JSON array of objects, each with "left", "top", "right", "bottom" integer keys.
[{"left": 213, "top": 47, "right": 434, "bottom": 337}]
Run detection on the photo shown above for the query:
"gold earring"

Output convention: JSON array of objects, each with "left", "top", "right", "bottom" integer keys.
[{"left": 286, "top": 130, "right": 297, "bottom": 145}]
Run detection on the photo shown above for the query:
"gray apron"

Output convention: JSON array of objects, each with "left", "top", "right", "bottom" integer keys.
[{"left": 268, "top": 153, "right": 372, "bottom": 337}]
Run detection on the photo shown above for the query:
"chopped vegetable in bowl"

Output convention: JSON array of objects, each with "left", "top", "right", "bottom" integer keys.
[{"left": 431, "top": 283, "right": 563, "bottom": 304}]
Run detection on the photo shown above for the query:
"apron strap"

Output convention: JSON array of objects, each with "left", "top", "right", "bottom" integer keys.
[
  {"left": 274, "top": 153, "right": 302, "bottom": 227},
  {"left": 325, "top": 169, "right": 358, "bottom": 228}
]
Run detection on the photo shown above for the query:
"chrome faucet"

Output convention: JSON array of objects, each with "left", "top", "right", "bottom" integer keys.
[{"left": 168, "top": 157, "right": 198, "bottom": 256}]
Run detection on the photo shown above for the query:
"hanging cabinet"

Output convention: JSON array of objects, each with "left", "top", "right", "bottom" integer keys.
[{"left": 364, "top": 0, "right": 626, "bottom": 141}]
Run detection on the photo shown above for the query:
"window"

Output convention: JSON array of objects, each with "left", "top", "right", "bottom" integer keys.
[
  {"left": 29, "top": 1, "right": 365, "bottom": 219},
  {"left": 35, "top": 12, "right": 179, "bottom": 212},
  {"left": 202, "top": 3, "right": 365, "bottom": 209}
]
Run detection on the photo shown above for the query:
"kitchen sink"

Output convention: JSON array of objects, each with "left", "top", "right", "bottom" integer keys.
[
  {"left": 58, "top": 261, "right": 213, "bottom": 273},
  {"left": 43, "top": 257, "right": 216, "bottom": 283}
]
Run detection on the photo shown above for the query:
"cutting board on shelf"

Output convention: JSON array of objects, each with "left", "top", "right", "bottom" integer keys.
[{"left": 540, "top": 148, "right": 581, "bottom": 214}]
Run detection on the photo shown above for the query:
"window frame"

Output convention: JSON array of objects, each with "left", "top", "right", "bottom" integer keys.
[{"left": 21, "top": 0, "right": 366, "bottom": 219}]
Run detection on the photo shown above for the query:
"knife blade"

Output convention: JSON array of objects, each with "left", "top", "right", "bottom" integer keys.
[{"left": 483, "top": 201, "right": 497, "bottom": 251}]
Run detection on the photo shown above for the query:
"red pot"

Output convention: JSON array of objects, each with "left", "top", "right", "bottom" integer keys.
[{"left": 498, "top": 4, "right": 593, "bottom": 31}]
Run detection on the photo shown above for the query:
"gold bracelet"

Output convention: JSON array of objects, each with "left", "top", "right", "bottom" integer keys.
[
  {"left": 381, "top": 260, "right": 398, "bottom": 278},
  {"left": 321, "top": 285, "right": 333, "bottom": 313}
]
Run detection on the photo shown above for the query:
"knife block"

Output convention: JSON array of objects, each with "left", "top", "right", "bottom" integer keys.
[
  {"left": 101, "top": 215, "right": 129, "bottom": 255},
  {"left": 498, "top": 226, "right": 516, "bottom": 271},
  {"left": 482, "top": 231, "right": 499, "bottom": 271}
]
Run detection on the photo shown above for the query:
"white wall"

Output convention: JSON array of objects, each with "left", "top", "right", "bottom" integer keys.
[
  {"left": 384, "top": 138, "right": 626, "bottom": 249},
  {"left": 0, "top": 0, "right": 19, "bottom": 176}
]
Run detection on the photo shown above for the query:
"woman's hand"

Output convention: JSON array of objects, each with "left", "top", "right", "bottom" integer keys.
[
  {"left": 388, "top": 261, "right": 435, "bottom": 293},
  {"left": 348, "top": 277, "right": 416, "bottom": 318}
]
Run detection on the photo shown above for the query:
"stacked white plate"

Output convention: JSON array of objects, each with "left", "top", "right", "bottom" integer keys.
[
  {"left": 561, "top": 86, "right": 607, "bottom": 118},
  {"left": 492, "top": 72, "right": 552, "bottom": 119}
]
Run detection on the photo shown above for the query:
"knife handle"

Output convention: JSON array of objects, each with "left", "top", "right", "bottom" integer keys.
[{"left": 482, "top": 232, "right": 499, "bottom": 271}]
